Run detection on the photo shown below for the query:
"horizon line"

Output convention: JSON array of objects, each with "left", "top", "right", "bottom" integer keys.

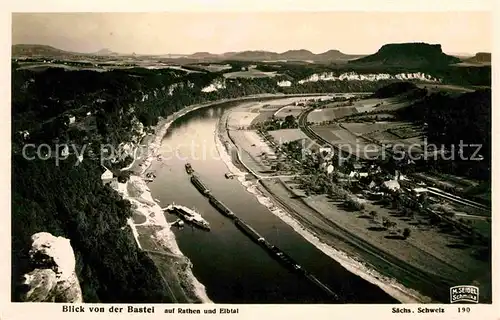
[{"left": 11, "top": 42, "right": 486, "bottom": 57}]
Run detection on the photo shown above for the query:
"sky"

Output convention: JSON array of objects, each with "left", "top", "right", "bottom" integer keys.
[{"left": 12, "top": 12, "right": 492, "bottom": 55}]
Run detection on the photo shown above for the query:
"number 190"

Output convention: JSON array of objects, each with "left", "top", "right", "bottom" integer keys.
[{"left": 458, "top": 307, "right": 471, "bottom": 313}]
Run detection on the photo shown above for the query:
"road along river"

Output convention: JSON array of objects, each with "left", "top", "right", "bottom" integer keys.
[{"left": 146, "top": 101, "right": 397, "bottom": 303}]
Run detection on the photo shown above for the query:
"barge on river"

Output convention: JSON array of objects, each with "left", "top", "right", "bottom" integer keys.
[
  {"left": 190, "top": 174, "right": 211, "bottom": 196},
  {"left": 208, "top": 195, "right": 235, "bottom": 218}
]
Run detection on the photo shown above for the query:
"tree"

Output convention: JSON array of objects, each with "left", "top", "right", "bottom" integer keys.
[
  {"left": 403, "top": 228, "right": 411, "bottom": 239},
  {"left": 283, "top": 114, "right": 297, "bottom": 128},
  {"left": 382, "top": 217, "right": 390, "bottom": 229},
  {"left": 419, "top": 193, "right": 429, "bottom": 208},
  {"left": 344, "top": 196, "right": 365, "bottom": 211}
]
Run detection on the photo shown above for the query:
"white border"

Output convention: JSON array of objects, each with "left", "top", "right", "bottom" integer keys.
[{"left": 1, "top": 1, "right": 497, "bottom": 319}]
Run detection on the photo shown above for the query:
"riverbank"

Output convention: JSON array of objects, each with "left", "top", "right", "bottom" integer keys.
[
  {"left": 216, "top": 102, "right": 440, "bottom": 303},
  {"left": 114, "top": 94, "right": 332, "bottom": 303},
  {"left": 111, "top": 175, "right": 211, "bottom": 303}
]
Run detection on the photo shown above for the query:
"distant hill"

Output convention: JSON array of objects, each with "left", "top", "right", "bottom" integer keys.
[
  {"left": 315, "top": 49, "right": 362, "bottom": 61},
  {"left": 12, "top": 43, "right": 363, "bottom": 62},
  {"left": 12, "top": 44, "right": 122, "bottom": 58},
  {"left": 189, "top": 52, "right": 220, "bottom": 59},
  {"left": 349, "top": 43, "right": 461, "bottom": 67},
  {"left": 187, "top": 49, "right": 362, "bottom": 62},
  {"left": 464, "top": 52, "right": 491, "bottom": 64},
  {"left": 279, "top": 49, "right": 315, "bottom": 60},
  {"left": 94, "top": 48, "right": 119, "bottom": 56},
  {"left": 12, "top": 44, "right": 75, "bottom": 57},
  {"left": 225, "top": 50, "right": 280, "bottom": 61},
  {"left": 448, "top": 52, "right": 474, "bottom": 58}
]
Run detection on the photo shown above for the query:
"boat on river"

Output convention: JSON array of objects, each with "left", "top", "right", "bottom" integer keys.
[
  {"left": 164, "top": 203, "right": 210, "bottom": 231},
  {"left": 185, "top": 163, "right": 194, "bottom": 174}
]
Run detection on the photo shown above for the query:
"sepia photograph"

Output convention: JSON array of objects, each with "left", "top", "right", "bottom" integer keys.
[{"left": 8, "top": 5, "right": 493, "bottom": 313}]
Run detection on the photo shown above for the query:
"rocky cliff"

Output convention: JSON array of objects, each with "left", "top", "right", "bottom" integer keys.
[
  {"left": 19, "top": 232, "right": 83, "bottom": 302},
  {"left": 465, "top": 52, "right": 491, "bottom": 64},
  {"left": 350, "top": 43, "right": 461, "bottom": 67}
]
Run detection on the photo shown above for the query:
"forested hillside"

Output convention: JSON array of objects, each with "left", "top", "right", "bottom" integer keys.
[{"left": 397, "top": 89, "right": 491, "bottom": 180}]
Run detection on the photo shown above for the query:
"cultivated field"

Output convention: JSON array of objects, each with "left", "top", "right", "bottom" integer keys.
[
  {"left": 413, "top": 172, "right": 487, "bottom": 200},
  {"left": 16, "top": 63, "right": 108, "bottom": 72},
  {"left": 189, "top": 63, "right": 232, "bottom": 72},
  {"left": 307, "top": 107, "right": 358, "bottom": 123},
  {"left": 274, "top": 105, "right": 307, "bottom": 118},
  {"left": 268, "top": 129, "right": 311, "bottom": 145},
  {"left": 311, "top": 121, "right": 425, "bottom": 159},
  {"left": 304, "top": 95, "right": 428, "bottom": 158},
  {"left": 223, "top": 70, "right": 279, "bottom": 79},
  {"left": 240, "top": 97, "right": 333, "bottom": 124},
  {"left": 265, "top": 96, "right": 332, "bottom": 106},
  {"left": 342, "top": 122, "right": 411, "bottom": 134},
  {"left": 250, "top": 111, "right": 277, "bottom": 125},
  {"left": 416, "top": 83, "right": 475, "bottom": 93}
]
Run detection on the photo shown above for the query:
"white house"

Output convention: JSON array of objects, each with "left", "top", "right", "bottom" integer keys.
[
  {"left": 382, "top": 180, "right": 401, "bottom": 192},
  {"left": 61, "top": 145, "right": 69, "bottom": 157},
  {"left": 353, "top": 163, "right": 364, "bottom": 171},
  {"left": 76, "top": 154, "right": 84, "bottom": 165},
  {"left": 412, "top": 187, "right": 428, "bottom": 196},
  {"left": 319, "top": 147, "right": 333, "bottom": 160},
  {"left": 326, "top": 164, "right": 334, "bottom": 174},
  {"left": 277, "top": 80, "right": 292, "bottom": 87},
  {"left": 101, "top": 166, "right": 114, "bottom": 181},
  {"left": 19, "top": 130, "right": 30, "bottom": 140}
]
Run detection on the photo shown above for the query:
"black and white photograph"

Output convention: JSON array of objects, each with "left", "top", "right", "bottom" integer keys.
[{"left": 6, "top": 2, "right": 495, "bottom": 318}]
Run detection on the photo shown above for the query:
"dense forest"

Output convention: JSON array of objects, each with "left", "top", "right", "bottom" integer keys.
[
  {"left": 369, "top": 80, "right": 491, "bottom": 181},
  {"left": 11, "top": 62, "right": 491, "bottom": 302},
  {"left": 12, "top": 154, "right": 172, "bottom": 302},
  {"left": 396, "top": 89, "right": 491, "bottom": 181},
  {"left": 371, "top": 82, "right": 425, "bottom": 98}
]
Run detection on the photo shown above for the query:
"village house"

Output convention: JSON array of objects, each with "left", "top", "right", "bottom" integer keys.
[
  {"left": 382, "top": 179, "right": 401, "bottom": 192},
  {"left": 379, "top": 170, "right": 406, "bottom": 192},
  {"left": 412, "top": 187, "right": 429, "bottom": 197},
  {"left": 100, "top": 166, "right": 115, "bottom": 183},
  {"left": 61, "top": 145, "right": 70, "bottom": 157},
  {"left": 18, "top": 130, "right": 30, "bottom": 140}
]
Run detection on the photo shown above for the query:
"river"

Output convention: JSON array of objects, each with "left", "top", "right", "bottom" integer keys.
[{"left": 147, "top": 102, "right": 397, "bottom": 303}]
